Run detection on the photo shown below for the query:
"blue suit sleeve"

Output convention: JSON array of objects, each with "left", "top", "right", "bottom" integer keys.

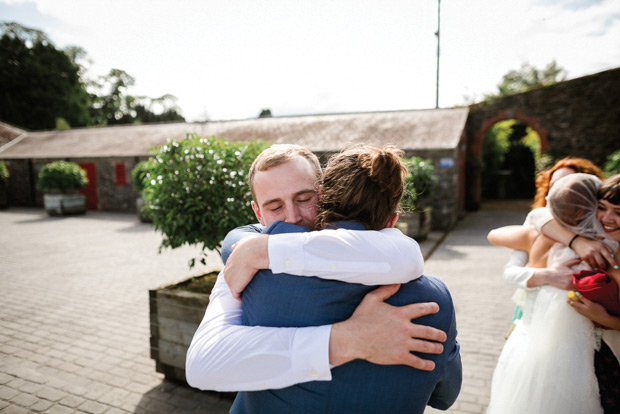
[
  {"left": 221, "top": 224, "right": 264, "bottom": 264},
  {"left": 428, "top": 304, "right": 462, "bottom": 410}
]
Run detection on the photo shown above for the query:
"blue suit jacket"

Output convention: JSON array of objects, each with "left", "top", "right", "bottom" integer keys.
[{"left": 221, "top": 221, "right": 461, "bottom": 414}]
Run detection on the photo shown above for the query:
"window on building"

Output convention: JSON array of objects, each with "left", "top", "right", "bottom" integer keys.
[{"left": 114, "top": 162, "right": 127, "bottom": 186}]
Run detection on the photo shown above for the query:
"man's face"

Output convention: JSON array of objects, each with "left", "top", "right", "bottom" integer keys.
[{"left": 251, "top": 156, "right": 319, "bottom": 229}]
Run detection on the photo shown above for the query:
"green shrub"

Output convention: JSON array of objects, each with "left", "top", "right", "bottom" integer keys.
[
  {"left": 131, "top": 159, "right": 156, "bottom": 192},
  {"left": 38, "top": 161, "right": 88, "bottom": 193},
  {"left": 0, "top": 161, "right": 8, "bottom": 183},
  {"left": 401, "top": 156, "right": 437, "bottom": 211},
  {"left": 604, "top": 149, "right": 620, "bottom": 177},
  {"left": 143, "top": 134, "right": 271, "bottom": 266}
]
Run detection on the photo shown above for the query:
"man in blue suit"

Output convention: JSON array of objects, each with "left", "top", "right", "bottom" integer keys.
[{"left": 221, "top": 145, "right": 461, "bottom": 413}]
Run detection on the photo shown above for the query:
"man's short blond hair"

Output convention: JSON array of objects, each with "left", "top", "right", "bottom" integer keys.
[{"left": 248, "top": 144, "right": 322, "bottom": 201}]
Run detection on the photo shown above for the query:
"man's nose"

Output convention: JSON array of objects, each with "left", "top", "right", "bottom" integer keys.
[{"left": 284, "top": 204, "right": 302, "bottom": 224}]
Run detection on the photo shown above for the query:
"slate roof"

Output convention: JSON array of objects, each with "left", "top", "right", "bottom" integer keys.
[{"left": 0, "top": 108, "right": 468, "bottom": 159}]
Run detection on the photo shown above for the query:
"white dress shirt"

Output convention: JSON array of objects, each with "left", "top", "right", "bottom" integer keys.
[{"left": 185, "top": 228, "right": 423, "bottom": 391}]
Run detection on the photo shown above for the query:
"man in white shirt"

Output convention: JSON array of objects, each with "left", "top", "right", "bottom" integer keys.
[{"left": 186, "top": 144, "right": 447, "bottom": 392}]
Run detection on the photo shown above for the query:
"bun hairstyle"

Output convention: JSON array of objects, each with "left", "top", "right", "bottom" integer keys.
[{"left": 315, "top": 145, "right": 407, "bottom": 230}]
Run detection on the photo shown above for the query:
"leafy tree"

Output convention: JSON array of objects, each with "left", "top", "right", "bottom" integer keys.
[
  {"left": 491, "top": 60, "right": 567, "bottom": 97},
  {"left": 1, "top": 21, "right": 184, "bottom": 129},
  {"left": 0, "top": 22, "right": 92, "bottom": 130},
  {"left": 89, "top": 68, "right": 136, "bottom": 125},
  {"left": 605, "top": 149, "right": 620, "bottom": 177},
  {"left": 133, "top": 94, "right": 185, "bottom": 124},
  {"left": 89, "top": 70, "right": 185, "bottom": 126}
]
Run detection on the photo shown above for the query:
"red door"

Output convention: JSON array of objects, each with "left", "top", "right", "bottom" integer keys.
[{"left": 79, "top": 163, "right": 98, "bottom": 210}]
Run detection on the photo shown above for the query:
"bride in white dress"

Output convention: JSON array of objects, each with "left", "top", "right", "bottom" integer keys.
[{"left": 487, "top": 173, "right": 618, "bottom": 414}]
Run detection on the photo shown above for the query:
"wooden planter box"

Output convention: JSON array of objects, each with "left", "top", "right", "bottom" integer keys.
[
  {"left": 398, "top": 207, "right": 432, "bottom": 241},
  {"left": 43, "top": 193, "right": 86, "bottom": 215},
  {"left": 149, "top": 279, "right": 211, "bottom": 383}
]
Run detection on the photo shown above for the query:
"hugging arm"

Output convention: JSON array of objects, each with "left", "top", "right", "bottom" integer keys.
[
  {"left": 487, "top": 225, "right": 539, "bottom": 252},
  {"left": 539, "top": 219, "right": 617, "bottom": 269},
  {"left": 186, "top": 226, "right": 445, "bottom": 392},
  {"left": 225, "top": 227, "right": 423, "bottom": 298}
]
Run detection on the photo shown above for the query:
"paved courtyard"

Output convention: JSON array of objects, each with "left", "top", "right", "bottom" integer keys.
[{"left": 0, "top": 201, "right": 529, "bottom": 413}]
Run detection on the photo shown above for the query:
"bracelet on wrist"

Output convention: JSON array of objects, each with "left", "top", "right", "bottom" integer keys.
[{"left": 568, "top": 234, "right": 580, "bottom": 249}]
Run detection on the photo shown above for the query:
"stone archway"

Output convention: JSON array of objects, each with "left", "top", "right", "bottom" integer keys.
[
  {"left": 463, "top": 67, "right": 620, "bottom": 210},
  {"left": 471, "top": 110, "right": 550, "bottom": 158}
]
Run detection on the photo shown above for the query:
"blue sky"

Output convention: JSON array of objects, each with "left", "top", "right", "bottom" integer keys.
[{"left": 1, "top": 0, "right": 619, "bottom": 122}]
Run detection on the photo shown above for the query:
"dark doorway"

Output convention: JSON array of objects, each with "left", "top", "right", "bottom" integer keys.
[{"left": 481, "top": 120, "right": 539, "bottom": 199}]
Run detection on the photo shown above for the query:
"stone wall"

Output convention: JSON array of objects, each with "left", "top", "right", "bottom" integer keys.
[
  {"left": 1, "top": 156, "right": 145, "bottom": 212},
  {"left": 3, "top": 159, "right": 34, "bottom": 206},
  {"left": 465, "top": 67, "right": 620, "bottom": 209},
  {"left": 403, "top": 147, "right": 464, "bottom": 231}
]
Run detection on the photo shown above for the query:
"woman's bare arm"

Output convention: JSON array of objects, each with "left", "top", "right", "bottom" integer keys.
[
  {"left": 540, "top": 220, "right": 616, "bottom": 269},
  {"left": 488, "top": 225, "right": 539, "bottom": 252}
]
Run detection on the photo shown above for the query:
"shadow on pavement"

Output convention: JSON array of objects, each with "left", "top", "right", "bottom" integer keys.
[{"left": 134, "top": 380, "right": 235, "bottom": 414}]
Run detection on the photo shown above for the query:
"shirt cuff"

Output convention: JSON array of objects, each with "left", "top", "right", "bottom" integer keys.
[
  {"left": 291, "top": 325, "right": 332, "bottom": 382},
  {"left": 268, "top": 233, "right": 308, "bottom": 274}
]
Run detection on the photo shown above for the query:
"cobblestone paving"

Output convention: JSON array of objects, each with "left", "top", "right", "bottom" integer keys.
[
  {"left": 0, "top": 201, "right": 529, "bottom": 413},
  {"left": 0, "top": 209, "right": 229, "bottom": 413},
  {"left": 423, "top": 200, "right": 530, "bottom": 414}
]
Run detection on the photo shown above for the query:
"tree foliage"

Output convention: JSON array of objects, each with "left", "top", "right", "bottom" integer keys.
[
  {"left": 0, "top": 22, "right": 92, "bottom": 130},
  {"left": 489, "top": 60, "right": 567, "bottom": 98},
  {"left": 142, "top": 135, "right": 271, "bottom": 266},
  {"left": 0, "top": 21, "right": 185, "bottom": 130},
  {"left": 605, "top": 149, "right": 620, "bottom": 177},
  {"left": 0, "top": 161, "right": 9, "bottom": 183}
]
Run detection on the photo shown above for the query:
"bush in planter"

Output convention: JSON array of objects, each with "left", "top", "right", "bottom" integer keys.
[
  {"left": 145, "top": 136, "right": 271, "bottom": 383},
  {"left": 38, "top": 161, "right": 88, "bottom": 215},
  {"left": 401, "top": 156, "right": 437, "bottom": 212},
  {"left": 143, "top": 134, "right": 271, "bottom": 267},
  {"left": 398, "top": 157, "right": 437, "bottom": 241},
  {"left": 38, "top": 161, "right": 88, "bottom": 193}
]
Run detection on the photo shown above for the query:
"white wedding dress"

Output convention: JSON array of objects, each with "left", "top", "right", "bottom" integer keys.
[{"left": 487, "top": 243, "right": 603, "bottom": 414}]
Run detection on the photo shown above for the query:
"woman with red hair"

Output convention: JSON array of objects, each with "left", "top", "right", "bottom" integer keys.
[{"left": 531, "top": 157, "right": 604, "bottom": 209}]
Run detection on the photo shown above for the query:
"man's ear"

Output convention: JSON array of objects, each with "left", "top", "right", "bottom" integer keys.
[
  {"left": 251, "top": 201, "right": 266, "bottom": 226},
  {"left": 386, "top": 212, "right": 399, "bottom": 229}
]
